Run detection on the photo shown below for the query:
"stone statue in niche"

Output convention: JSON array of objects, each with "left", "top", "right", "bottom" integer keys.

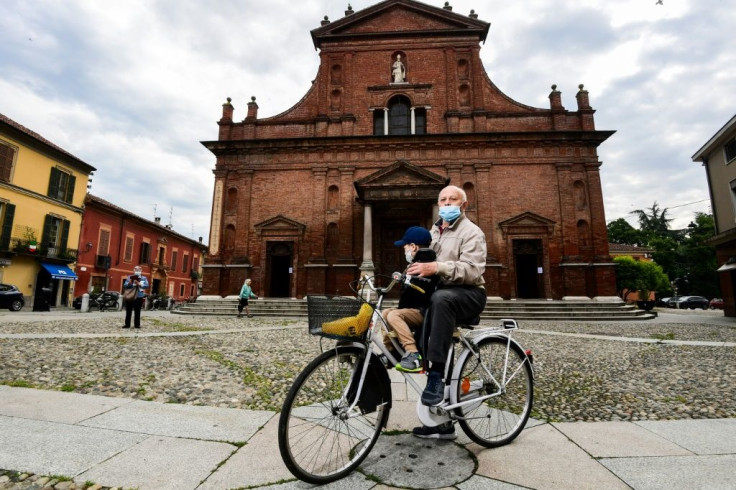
[{"left": 392, "top": 54, "right": 406, "bottom": 83}]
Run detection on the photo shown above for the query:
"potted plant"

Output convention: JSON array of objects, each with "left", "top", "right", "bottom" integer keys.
[
  {"left": 23, "top": 227, "right": 38, "bottom": 253},
  {"left": 636, "top": 285, "right": 655, "bottom": 311}
]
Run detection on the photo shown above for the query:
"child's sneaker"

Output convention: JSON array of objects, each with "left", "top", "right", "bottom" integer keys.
[{"left": 396, "top": 351, "right": 422, "bottom": 373}]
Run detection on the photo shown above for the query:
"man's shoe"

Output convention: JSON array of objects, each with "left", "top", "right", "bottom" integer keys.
[
  {"left": 122, "top": 326, "right": 130, "bottom": 329},
  {"left": 237, "top": 314, "right": 242, "bottom": 318},
  {"left": 412, "top": 422, "right": 456, "bottom": 440},
  {"left": 421, "top": 371, "right": 445, "bottom": 406},
  {"left": 396, "top": 351, "right": 422, "bottom": 373}
]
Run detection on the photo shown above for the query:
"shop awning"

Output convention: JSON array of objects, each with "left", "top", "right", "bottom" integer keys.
[{"left": 40, "top": 263, "right": 78, "bottom": 280}]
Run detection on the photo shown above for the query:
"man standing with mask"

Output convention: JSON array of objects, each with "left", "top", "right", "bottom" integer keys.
[
  {"left": 406, "top": 185, "right": 487, "bottom": 439},
  {"left": 123, "top": 265, "right": 149, "bottom": 329}
]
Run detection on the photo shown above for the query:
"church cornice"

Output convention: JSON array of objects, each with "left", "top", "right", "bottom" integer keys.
[{"left": 202, "top": 130, "right": 615, "bottom": 156}]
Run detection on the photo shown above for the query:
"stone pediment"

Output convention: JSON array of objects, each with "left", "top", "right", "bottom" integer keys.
[
  {"left": 311, "top": 0, "right": 489, "bottom": 48},
  {"left": 354, "top": 160, "right": 448, "bottom": 202},
  {"left": 254, "top": 215, "right": 306, "bottom": 237},
  {"left": 499, "top": 212, "right": 556, "bottom": 237}
]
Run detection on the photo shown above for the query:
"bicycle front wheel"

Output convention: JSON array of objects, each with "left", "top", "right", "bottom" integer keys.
[
  {"left": 455, "top": 336, "right": 533, "bottom": 447},
  {"left": 278, "top": 345, "right": 389, "bottom": 484}
]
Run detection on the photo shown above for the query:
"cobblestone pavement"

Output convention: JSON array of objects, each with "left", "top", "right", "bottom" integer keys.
[
  {"left": 1, "top": 308, "right": 734, "bottom": 421},
  {"left": 0, "top": 309, "right": 735, "bottom": 489}
]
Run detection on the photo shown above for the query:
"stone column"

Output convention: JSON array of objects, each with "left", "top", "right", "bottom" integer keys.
[
  {"left": 410, "top": 107, "right": 416, "bottom": 134},
  {"left": 360, "top": 203, "right": 375, "bottom": 276},
  {"left": 383, "top": 108, "right": 389, "bottom": 135}
]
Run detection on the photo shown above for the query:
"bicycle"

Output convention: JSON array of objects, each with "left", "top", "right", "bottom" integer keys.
[{"left": 277, "top": 271, "right": 535, "bottom": 484}]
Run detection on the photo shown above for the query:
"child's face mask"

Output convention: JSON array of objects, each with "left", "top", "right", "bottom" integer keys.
[{"left": 404, "top": 244, "right": 417, "bottom": 263}]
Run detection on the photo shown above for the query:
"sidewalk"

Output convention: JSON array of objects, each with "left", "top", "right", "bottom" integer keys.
[{"left": 1, "top": 384, "right": 735, "bottom": 489}]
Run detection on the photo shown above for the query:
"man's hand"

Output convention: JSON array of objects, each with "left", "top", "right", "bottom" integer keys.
[{"left": 407, "top": 261, "right": 438, "bottom": 277}]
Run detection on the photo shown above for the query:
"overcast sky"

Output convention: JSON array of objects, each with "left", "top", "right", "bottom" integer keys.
[{"left": 1, "top": 0, "right": 734, "bottom": 243}]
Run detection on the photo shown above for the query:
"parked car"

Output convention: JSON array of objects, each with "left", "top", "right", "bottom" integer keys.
[
  {"left": 0, "top": 283, "right": 25, "bottom": 311},
  {"left": 665, "top": 296, "right": 680, "bottom": 308},
  {"left": 709, "top": 298, "right": 724, "bottom": 310},
  {"left": 657, "top": 297, "right": 671, "bottom": 307},
  {"left": 668, "top": 296, "right": 710, "bottom": 309}
]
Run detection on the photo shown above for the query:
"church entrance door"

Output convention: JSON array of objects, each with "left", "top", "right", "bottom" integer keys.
[
  {"left": 514, "top": 239, "right": 544, "bottom": 299},
  {"left": 267, "top": 241, "right": 292, "bottom": 297},
  {"left": 373, "top": 201, "right": 433, "bottom": 295}
]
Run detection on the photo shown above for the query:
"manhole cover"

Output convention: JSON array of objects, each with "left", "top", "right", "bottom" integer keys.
[{"left": 360, "top": 433, "right": 475, "bottom": 488}]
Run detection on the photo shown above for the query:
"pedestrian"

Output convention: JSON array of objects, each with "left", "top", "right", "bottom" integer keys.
[
  {"left": 238, "top": 278, "right": 258, "bottom": 318},
  {"left": 122, "top": 265, "right": 149, "bottom": 329},
  {"left": 382, "top": 225, "right": 438, "bottom": 373},
  {"left": 407, "top": 185, "right": 487, "bottom": 439}
]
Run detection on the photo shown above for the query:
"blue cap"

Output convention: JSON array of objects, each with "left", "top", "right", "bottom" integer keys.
[{"left": 394, "top": 226, "right": 432, "bottom": 247}]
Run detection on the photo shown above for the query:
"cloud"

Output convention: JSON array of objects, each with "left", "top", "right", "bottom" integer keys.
[{"left": 1, "top": 0, "right": 734, "bottom": 242}]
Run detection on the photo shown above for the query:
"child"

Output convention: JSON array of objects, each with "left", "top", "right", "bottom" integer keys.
[{"left": 382, "top": 226, "right": 438, "bottom": 372}]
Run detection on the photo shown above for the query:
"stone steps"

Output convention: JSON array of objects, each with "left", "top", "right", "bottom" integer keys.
[{"left": 172, "top": 297, "right": 655, "bottom": 321}]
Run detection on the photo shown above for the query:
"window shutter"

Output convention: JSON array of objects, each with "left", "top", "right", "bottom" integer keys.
[
  {"left": 41, "top": 215, "right": 54, "bottom": 247},
  {"left": 59, "top": 219, "right": 70, "bottom": 252},
  {"left": 65, "top": 174, "right": 76, "bottom": 204},
  {"left": 0, "top": 144, "right": 15, "bottom": 182},
  {"left": 0, "top": 203, "right": 15, "bottom": 250},
  {"left": 48, "top": 168, "right": 60, "bottom": 198}
]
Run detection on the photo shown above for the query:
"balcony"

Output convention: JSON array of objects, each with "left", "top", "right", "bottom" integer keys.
[{"left": 8, "top": 237, "right": 78, "bottom": 263}]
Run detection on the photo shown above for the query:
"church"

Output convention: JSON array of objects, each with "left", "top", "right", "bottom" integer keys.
[{"left": 201, "top": 0, "right": 617, "bottom": 300}]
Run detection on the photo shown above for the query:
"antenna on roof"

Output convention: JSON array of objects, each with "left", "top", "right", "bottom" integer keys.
[
  {"left": 153, "top": 203, "right": 158, "bottom": 220},
  {"left": 168, "top": 207, "right": 173, "bottom": 227}
]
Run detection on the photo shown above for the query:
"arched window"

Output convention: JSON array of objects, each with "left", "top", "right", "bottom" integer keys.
[
  {"left": 573, "top": 181, "right": 588, "bottom": 210},
  {"left": 463, "top": 183, "right": 476, "bottom": 210},
  {"left": 373, "top": 95, "right": 427, "bottom": 135},
  {"left": 389, "top": 95, "right": 411, "bottom": 135}
]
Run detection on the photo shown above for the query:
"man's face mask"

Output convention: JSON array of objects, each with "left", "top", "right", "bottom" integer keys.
[{"left": 438, "top": 205, "right": 461, "bottom": 222}]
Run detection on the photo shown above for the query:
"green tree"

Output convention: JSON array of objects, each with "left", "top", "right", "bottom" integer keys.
[
  {"left": 607, "top": 218, "right": 644, "bottom": 245},
  {"left": 613, "top": 256, "right": 640, "bottom": 300},
  {"left": 680, "top": 213, "right": 719, "bottom": 298},
  {"left": 613, "top": 256, "right": 670, "bottom": 301},
  {"left": 630, "top": 202, "right": 675, "bottom": 239}
]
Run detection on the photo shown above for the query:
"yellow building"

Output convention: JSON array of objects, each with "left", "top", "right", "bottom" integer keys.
[{"left": 0, "top": 113, "right": 95, "bottom": 309}]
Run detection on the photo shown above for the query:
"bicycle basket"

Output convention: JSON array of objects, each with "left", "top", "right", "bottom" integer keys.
[{"left": 306, "top": 295, "right": 374, "bottom": 341}]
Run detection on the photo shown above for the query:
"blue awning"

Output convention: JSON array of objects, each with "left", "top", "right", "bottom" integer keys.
[{"left": 40, "top": 263, "right": 78, "bottom": 280}]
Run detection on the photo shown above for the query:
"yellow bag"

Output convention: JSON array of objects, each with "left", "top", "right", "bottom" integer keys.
[{"left": 321, "top": 302, "right": 373, "bottom": 337}]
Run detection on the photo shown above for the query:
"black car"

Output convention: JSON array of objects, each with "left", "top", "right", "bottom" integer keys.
[
  {"left": 669, "top": 296, "right": 710, "bottom": 309},
  {"left": 0, "top": 283, "right": 25, "bottom": 311}
]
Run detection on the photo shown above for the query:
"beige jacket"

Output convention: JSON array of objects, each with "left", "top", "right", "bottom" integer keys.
[{"left": 430, "top": 214, "right": 487, "bottom": 286}]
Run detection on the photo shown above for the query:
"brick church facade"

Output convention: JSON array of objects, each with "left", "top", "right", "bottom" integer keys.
[{"left": 201, "top": 0, "right": 617, "bottom": 300}]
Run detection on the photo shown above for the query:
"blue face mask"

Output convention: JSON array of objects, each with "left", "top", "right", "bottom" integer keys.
[{"left": 438, "top": 205, "right": 462, "bottom": 223}]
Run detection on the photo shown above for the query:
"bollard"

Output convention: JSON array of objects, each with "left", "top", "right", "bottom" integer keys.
[
  {"left": 117, "top": 295, "right": 123, "bottom": 310},
  {"left": 81, "top": 293, "right": 90, "bottom": 313}
]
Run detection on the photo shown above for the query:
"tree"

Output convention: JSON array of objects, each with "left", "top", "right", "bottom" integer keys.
[
  {"left": 680, "top": 213, "right": 719, "bottom": 298},
  {"left": 613, "top": 256, "right": 670, "bottom": 302},
  {"left": 607, "top": 218, "right": 644, "bottom": 245},
  {"left": 630, "top": 202, "right": 674, "bottom": 239}
]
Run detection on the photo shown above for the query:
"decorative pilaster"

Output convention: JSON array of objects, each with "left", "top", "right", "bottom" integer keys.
[{"left": 360, "top": 203, "right": 375, "bottom": 276}]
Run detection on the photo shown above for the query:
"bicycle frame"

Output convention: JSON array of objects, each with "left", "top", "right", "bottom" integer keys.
[{"left": 345, "top": 275, "right": 532, "bottom": 417}]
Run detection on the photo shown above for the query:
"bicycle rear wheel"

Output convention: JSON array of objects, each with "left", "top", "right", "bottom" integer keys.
[
  {"left": 278, "top": 345, "right": 389, "bottom": 484},
  {"left": 455, "top": 336, "right": 533, "bottom": 447}
]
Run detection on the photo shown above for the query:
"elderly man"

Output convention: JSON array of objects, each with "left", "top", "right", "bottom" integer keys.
[{"left": 406, "top": 185, "right": 487, "bottom": 439}]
